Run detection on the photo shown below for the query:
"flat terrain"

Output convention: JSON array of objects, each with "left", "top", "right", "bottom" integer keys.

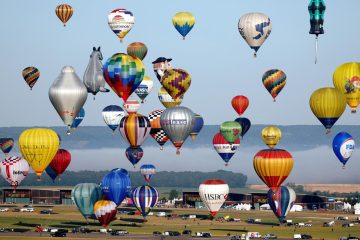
[{"left": 248, "top": 184, "right": 360, "bottom": 193}]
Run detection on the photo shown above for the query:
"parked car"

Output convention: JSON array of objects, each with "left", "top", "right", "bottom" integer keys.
[
  {"left": 323, "top": 221, "right": 335, "bottom": 227},
  {"left": 337, "top": 216, "right": 349, "bottom": 220},
  {"left": 347, "top": 237, "right": 360, "bottom": 240},
  {"left": 112, "top": 230, "right": 128, "bottom": 235},
  {"left": 202, "top": 232, "right": 212, "bottom": 238},
  {"left": 20, "top": 208, "right": 34, "bottom": 212},
  {"left": 343, "top": 223, "right": 354, "bottom": 228},
  {"left": 0, "top": 208, "right": 9, "bottom": 212},
  {"left": 163, "top": 231, "right": 181, "bottom": 236},
  {"left": 304, "top": 223, "right": 312, "bottom": 227},
  {"left": 50, "top": 231, "right": 66, "bottom": 237},
  {"left": 182, "top": 230, "right": 192, "bottom": 235},
  {"left": 40, "top": 210, "right": 51, "bottom": 214},
  {"left": 230, "top": 235, "right": 242, "bottom": 240},
  {"left": 301, "top": 234, "right": 312, "bottom": 239},
  {"left": 263, "top": 233, "right": 277, "bottom": 239},
  {"left": 12, "top": 208, "right": 20, "bottom": 212},
  {"left": 153, "top": 231, "right": 162, "bottom": 236}
]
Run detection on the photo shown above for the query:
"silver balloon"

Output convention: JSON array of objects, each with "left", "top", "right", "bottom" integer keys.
[
  {"left": 49, "top": 66, "right": 88, "bottom": 134},
  {"left": 160, "top": 106, "right": 195, "bottom": 154}
]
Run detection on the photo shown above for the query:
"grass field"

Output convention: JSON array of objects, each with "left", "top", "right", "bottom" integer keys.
[{"left": 0, "top": 205, "right": 358, "bottom": 239}]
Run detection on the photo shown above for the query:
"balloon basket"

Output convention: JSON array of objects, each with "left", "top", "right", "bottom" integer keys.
[
  {"left": 183, "top": 36, "right": 185, "bottom": 40},
  {"left": 66, "top": 130, "right": 71, "bottom": 135},
  {"left": 36, "top": 176, "right": 41, "bottom": 182},
  {"left": 326, "top": 129, "right": 331, "bottom": 134},
  {"left": 176, "top": 149, "right": 180, "bottom": 155},
  {"left": 160, "top": 146, "right": 163, "bottom": 150},
  {"left": 351, "top": 109, "right": 357, "bottom": 114},
  {"left": 342, "top": 165, "right": 346, "bottom": 170},
  {"left": 273, "top": 98, "right": 276, "bottom": 102},
  {"left": 253, "top": 53, "right": 257, "bottom": 58}
]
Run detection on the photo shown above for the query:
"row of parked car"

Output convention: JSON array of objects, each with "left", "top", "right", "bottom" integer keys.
[{"left": 153, "top": 230, "right": 211, "bottom": 237}]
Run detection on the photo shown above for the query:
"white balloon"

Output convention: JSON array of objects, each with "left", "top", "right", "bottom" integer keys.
[
  {"left": 199, "top": 179, "right": 229, "bottom": 216},
  {"left": 1, "top": 156, "right": 29, "bottom": 191},
  {"left": 102, "top": 105, "right": 126, "bottom": 133}
]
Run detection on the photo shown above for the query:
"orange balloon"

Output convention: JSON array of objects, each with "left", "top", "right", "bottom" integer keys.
[
  {"left": 231, "top": 95, "right": 249, "bottom": 116},
  {"left": 253, "top": 149, "right": 293, "bottom": 192}
]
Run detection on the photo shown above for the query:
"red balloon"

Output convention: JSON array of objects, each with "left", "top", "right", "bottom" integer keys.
[
  {"left": 49, "top": 149, "right": 71, "bottom": 176},
  {"left": 231, "top": 95, "right": 249, "bottom": 116}
]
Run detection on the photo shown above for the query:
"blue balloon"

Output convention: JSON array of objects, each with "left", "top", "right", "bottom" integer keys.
[
  {"left": 71, "top": 108, "right": 85, "bottom": 130},
  {"left": 125, "top": 147, "right": 143, "bottom": 167},
  {"left": 268, "top": 186, "right": 296, "bottom": 223},
  {"left": 101, "top": 168, "right": 132, "bottom": 205},
  {"left": 132, "top": 185, "right": 158, "bottom": 218},
  {"left": 190, "top": 113, "right": 204, "bottom": 141},
  {"left": 140, "top": 164, "right": 156, "bottom": 183},
  {"left": 45, "top": 166, "right": 57, "bottom": 182},
  {"left": 119, "top": 168, "right": 129, "bottom": 177},
  {"left": 332, "top": 132, "right": 355, "bottom": 168},
  {"left": 234, "top": 117, "right": 251, "bottom": 138}
]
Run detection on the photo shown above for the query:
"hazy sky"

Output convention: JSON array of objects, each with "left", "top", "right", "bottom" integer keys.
[{"left": 0, "top": 0, "right": 359, "bottom": 127}]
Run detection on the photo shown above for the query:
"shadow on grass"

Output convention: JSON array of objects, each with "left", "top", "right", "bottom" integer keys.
[
  {"left": 112, "top": 223, "right": 142, "bottom": 228},
  {"left": 210, "top": 228, "right": 248, "bottom": 233},
  {"left": 14, "top": 222, "right": 39, "bottom": 228},
  {"left": 119, "top": 218, "right": 146, "bottom": 223},
  {"left": 60, "top": 221, "right": 100, "bottom": 227}
]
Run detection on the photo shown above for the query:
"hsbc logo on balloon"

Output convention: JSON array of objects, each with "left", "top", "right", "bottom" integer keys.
[
  {"left": 202, "top": 193, "right": 228, "bottom": 201},
  {"left": 13, "top": 170, "right": 28, "bottom": 176}
]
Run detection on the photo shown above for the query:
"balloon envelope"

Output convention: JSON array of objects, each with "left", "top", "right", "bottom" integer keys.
[
  {"left": 125, "top": 147, "right": 144, "bottom": 167},
  {"left": 0, "top": 138, "right": 14, "bottom": 156},
  {"left": 71, "top": 183, "right": 103, "bottom": 219},
  {"left": 262, "top": 69, "right": 286, "bottom": 101},
  {"left": 101, "top": 168, "right": 132, "bottom": 205},
  {"left": 49, "top": 149, "right": 71, "bottom": 177},
  {"left": 127, "top": 42, "right": 148, "bottom": 61},
  {"left": 45, "top": 166, "right": 57, "bottom": 182},
  {"left": 1, "top": 156, "right": 29, "bottom": 191},
  {"left": 132, "top": 185, "right": 158, "bottom": 218},
  {"left": 333, "top": 132, "right": 355, "bottom": 167},
  {"left": 199, "top": 179, "right": 229, "bottom": 217},
  {"left": 119, "top": 114, "right": 151, "bottom": 148},
  {"left": 190, "top": 114, "right": 204, "bottom": 141},
  {"left": 234, "top": 117, "right": 251, "bottom": 138},
  {"left": 55, "top": 4, "right": 73, "bottom": 26},
  {"left": 22, "top": 67, "right": 40, "bottom": 90},
  {"left": 94, "top": 200, "right": 117, "bottom": 227},
  {"left": 213, "top": 132, "right": 240, "bottom": 165},
  {"left": 123, "top": 100, "right": 140, "bottom": 114},
  {"left": 261, "top": 126, "right": 282, "bottom": 149},
  {"left": 172, "top": 12, "right": 195, "bottom": 39},
  {"left": 108, "top": 9, "right": 134, "bottom": 42},
  {"left": 148, "top": 110, "right": 169, "bottom": 149},
  {"left": 268, "top": 186, "right": 296, "bottom": 223},
  {"left": 220, "top": 121, "right": 241, "bottom": 145},
  {"left": 71, "top": 108, "right": 85, "bottom": 131},
  {"left": 231, "top": 95, "right": 249, "bottom": 116},
  {"left": 134, "top": 76, "right": 153, "bottom": 103},
  {"left": 140, "top": 164, "right": 156, "bottom": 183},
  {"left": 158, "top": 87, "right": 183, "bottom": 108},
  {"left": 102, "top": 105, "right": 125, "bottom": 132},
  {"left": 160, "top": 69, "right": 191, "bottom": 100}
]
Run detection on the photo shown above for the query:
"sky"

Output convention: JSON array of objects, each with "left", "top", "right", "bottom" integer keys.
[{"left": 1, "top": 0, "right": 360, "bottom": 127}]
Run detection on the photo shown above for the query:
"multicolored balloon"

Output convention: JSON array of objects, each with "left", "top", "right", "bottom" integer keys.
[
  {"left": 48, "top": 149, "right": 71, "bottom": 179},
  {"left": 172, "top": 12, "right": 195, "bottom": 40},
  {"left": 262, "top": 69, "right": 286, "bottom": 102},
  {"left": 119, "top": 114, "right": 151, "bottom": 148},
  {"left": 190, "top": 113, "right": 204, "bottom": 141},
  {"left": 22, "top": 67, "right": 40, "bottom": 90},
  {"left": 132, "top": 185, "right": 159, "bottom": 218},
  {"left": 1, "top": 156, "right": 29, "bottom": 192},
  {"left": 268, "top": 186, "right": 296, "bottom": 223},
  {"left": 135, "top": 76, "right": 153, "bottom": 103},
  {"left": 140, "top": 164, "right": 156, "bottom": 184},
  {"left": 127, "top": 42, "right": 148, "bottom": 60},
  {"left": 94, "top": 200, "right": 117, "bottom": 227},
  {"left": 309, "top": 87, "right": 346, "bottom": 133},
  {"left": 158, "top": 87, "right": 183, "bottom": 108},
  {"left": 253, "top": 149, "right": 294, "bottom": 192},
  {"left": 261, "top": 126, "right": 282, "bottom": 149},
  {"left": 220, "top": 121, "right": 241, "bottom": 145},
  {"left": 102, "top": 105, "right": 125, "bottom": 133},
  {"left": 108, "top": 9, "right": 134, "bottom": 42},
  {"left": 55, "top": 4, "right": 73, "bottom": 27},
  {"left": 123, "top": 99, "right": 140, "bottom": 114},
  {"left": 125, "top": 146, "right": 144, "bottom": 167},
  {"left": 0, "top": 138, "right": 14, "bottom": 157},
  {"left": 148, "top": 110, "right": 169, "bottom": 150},
  {"left": 231, "top": 95, "right": 249, "bottom": 116},
  {"left": 308, "top": 0, "right": 326, "bottom": 63},
  {"left": 199, "top": 179, "right": 229, "bottom": 217},
  {"left": 103, "top": 53, "right": 145, "bottom": 103},
  {"left": 333, "top": 132, "right": 355, "bottom": 168},
  {"left": 70, "top": 107, "right": 85, "bottom": 132},
  {"left": 213, "top": 132, "right": 240, "bottom": 166},
  {"left": 234, "top": 117, "right": 251, "bottom": 138},
  {"left": 72, "top": 183, "right": 103, "bottom": 220},
  {"left": 160, "top": 69, "right": 191, "bottom": 100}
]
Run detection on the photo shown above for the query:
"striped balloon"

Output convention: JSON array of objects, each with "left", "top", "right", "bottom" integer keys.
[
  {"left": 55, "top": 4, "right": 73, "bottom": 27},
  {"left": 213, "top": 132, "right": 240, "bottom": 166},
  {"left": 172, "top": 12, "right": 195, "bottom": 40},
  {"left": 1, "top": 156, "right": 29, "bottom": 192},
  {"left": 158, "top": 87, "right": 183, "bottom": 108},
  {"left": 190, "top": 113, "right": 204, "bottom": 141},
  {"left": 127, "top": 42, "right": 148, "bottom": 61},
  {"left": 262, "top": 69, "right": 286, "bottom": 102},
  {"left": 123, "top": 99, "right": 140, "bottom": 114},
  {"left": 148, "top": 109, "right": 169, "bottom": 149},
  {"left": 160, "top": 69, "right": 191, "bottom": 100},
  {"left": 71, "top": 183, "right": 103, "bottom": 219},
  {"left": 0, "top": 138, "right": 14, "bottom": 157},
  {"left": 22, "top": 67, "right": 40, "bottom": 90},
  {"left": 268, "top": 186, "right": 296, "bottom": 223},
  {"left": 119, "top": 114, "right": 151, "bottom": 148},
  {"left": 108, "top": 9, "right": 135, "bottom": 42},
  {"left": 94, "top": 200, "right": 117, "bottom": 227},
  {"left": 101, "top": 168, "right": 132, "bottom": 206},
  {"left": 140, "top": 164, "right": 156, "bottom": 183},
  {"left": 132, "top": 185, "right": 158, "bottom": 218}
]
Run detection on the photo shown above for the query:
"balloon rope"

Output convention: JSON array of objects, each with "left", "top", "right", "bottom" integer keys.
[{"left": 315, "top": 36, "right": 318, "bottom": 64}]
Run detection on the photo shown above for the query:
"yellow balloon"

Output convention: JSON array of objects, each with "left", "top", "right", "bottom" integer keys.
[
  {"left": 18, "top": 128, "right": 59, "bottom": 179},
  {"left": 158, "top": 87, "right": 183, "bottom": 108},
  {"left": 172, "top": 12, "right": 195, "bottom": 40},
  {"left": 261, "top": 126, "right": 282, "bottom": 149},
  {"left": 309, "top": 87, "right": 346, "bottom": 133},
  {"left": 333, "top": 62, "right": 360, "bottom": 113}
]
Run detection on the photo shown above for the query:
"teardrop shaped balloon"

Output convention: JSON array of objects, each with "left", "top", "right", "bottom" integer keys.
[
  {"left": 102, "top": 105, "right": 125, "bottom": 133},
  {"left": 49, "top": 66, "right": 88, "bottom": 134},
  {"left": 70, "top": 107, "right": 85, "bottom": 132},
  {"left": 1, "top": 156, "right": 29, "bottom": 192},
  {"left": 0, "top": 138, "right": 14, "bottom": 157},
  {"left": 333, "top": 62, "right": 360, "bottom": 113},
  {"left": 131, "top": 185, "right": 158, "bottom": 218},
  {"left": 268, "top": 186, "right": 296, "bottom": 224},
  {"left": 253, "top": 149, "right": 294, "bottom": 192},
  {"left": 103, "top": 53, "right": 145, "bottom": 103},
  {"left": 108, "top": 9, "right": 135, "bottom": 42},
  {"left": 140, "top": 164, "right": 156, "bottom": 184},
  {"left": 94, "top": 200, "right": 117, "bottom": 227},
  {"left": 123, "top": 99, "right": 140, "bottom": 114},
  {"left": 190, "top": 113, "right": 204, "bottom": 141},
  {"left": 261, "top": 126, "right": 282, "bottom": 149},
  {"left": 134, "top": 76, "right": 153, "bottom": 103},
  {"left": 160, "top": 106, "right": 195, "bottom": 154},
  {"left": 100, "top": 168, "right": 132, "bottom": 205},
  {"left": 119, "top": 114, "right": 151, "bottom": 148},
  {"left": 148, "top": 110, "right": 169, "bottom": 149},
  {"left": 332, "top": 131, "right": 355, "bottom": 168},
  {"left": 55, "top": 4, "right": 73, "bottom": 27},
  {"left": 49, "top": 149, "right": 71, "bottom": 178},
  {"left": 199, "top": 179, "right": 229, "bottom": 217},
  {"left": 309, "top": 87, "right": 346, "bottom": 133},
  {"left": 160, "top": 69, "right": 191, "bottom": 100},
  {"left": 238, "top": 12, "right": 272, "bottom": 57},
  {"left": 158, "top": 87, "right": 183, "bottom": 108},
  {"left": 213, "top": 132, "right": 240, "bottom": 166},
  {"left": 172, "top": 12, "right": 195, "bottom": 40},
  {"left": 234, "top": 117, "right": 251, "bottom": 138},
  {"left": 72, "top": 183, "right": 103, "bottom": 220},
  {"left": 45, "top": 166, "right": 57, "bottom": 182},
  {"left": 22, "top": 67, "right": 40, "bottom": 90},
  {"left": 262, "top": 69, "right": 286, "bottom": 102},
  {"left": 18, "top": 128, "right": 59, "bottom": 180},
  {"left": 220, "top": 121, "right": 241, "bottom": 145},
  {"left": 127, "top": 42, "right": 148, "bottom": 60},
  {"left": 125, "top": 146, "right": 143, "bottom": 167},
  {"left": 231, "top": 95, "right": 249, "bottom": 116}
]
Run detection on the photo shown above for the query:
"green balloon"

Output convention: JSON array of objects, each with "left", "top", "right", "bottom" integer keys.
[
  {"left": 220, "top": 121, "right": 242, "bottom": 144},
  {"left": 71, "top": 183, "right": 103, "bottom": 219}
]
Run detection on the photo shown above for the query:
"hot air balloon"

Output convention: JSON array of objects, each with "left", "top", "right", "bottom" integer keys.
[
  {"left": 45, "top": 166, "right": 57, "bottom": 182},
  {"left": 103, "top": 53, "right": 145, "bottom": 103},
  {"left": 101, "top": 168, "right": 132, "bottom": 205},
  {"left": 134, "top": 76, "right": 153, "bottom": 103},
  {"left": 309, "top": 87, "right": 346, "bottom": 133},
  {"left": 108, "top": 9, "right": 134, "bottom": 42},
  {"left": 190, "top": 113, "right": 204, "bottom": 141},
  {"left": 261, "top": 126, "right": 282, "bottom": 149},
  {"left": 70, "top": 107, "right": 85, "bottom": 132},
  {"left": 213, "top": 132, "right": 240, "bottom": 166},
  {"left": 55, "top": 4, "right": 73, "bottom": 27},
  {"left": 1, "top": 156, "right": 29, "bottom": 192},
  {"left": 172, "top": 12, "right": 195, "bottom": 40},
  {"left": 220, "top": 121, "right": 241, "bottom": 145},
  {"left": 152, "top": 57, "right": 173, "bottom": 81},
  {"left": 160, "top": 69, "right": 191, "bottom": 100},
  {"left": 234, "top": 117, "right": 251, "bottom": 138},
  {"left": 72, "top": 183, "right": 103, "bottom": 220},
  {"left": 199, "top": 179, "right": 229, "bottom": 217},
  {"left": 131, "top": 185, "right": 158, "bottom": 218},
  {"left": 0, "top": 138, "right": 14, "bottom": 157},
  {"left": 333, "top": 132, "right": 355, "bottom": 168},
  {"left": 94, "top": 200, "right": 117, "bottom": 227},
  {"left": 123, "top": 99, "right": 140, "bottom": 114},
  {"left": 48, "top": 149, "right": 71, "bottom": 179},
  {"left": 102, "top": 105, "right": 125, "bottom": 133},
  {"left": 148, "top": 110, "right": 169, "bottom": 150},
  {"left": 160, "top": 106, "right": 195, "bottom": 154},
  {"left": 158, "top": 87, "right": 183, "bottom": 108},
  {"left": 119, "top": 114, "right": 151, "bottom": 148},
  {"left": 308, "top": 0, "right": 326, "bottom": 64},
  {"left": 22, "top": 67, "right": 40, "bottom": 90},
  {"left": 231, "top": 95, "right": 249, "bottom": 116},
  {"left": 268, "top": 186, "right": 296, "bottom": 224},
  {"left": 18, "top": 128, "right": 59, "bottom": 180},
  {"left": 127, "top": 42, "right": 148, "bottom": 60},
  {"left": 140, "top": 164, "right": 156, "bottom": 184},
  {"left": 238, "top": 12, "right": 272, "bottom": 57},
  {"left": 49, "top": 66, "right": 88, "bottom": 134},
  {"left": 253, "top": 149, "right": 294, "bottom": 192},
  {"left": 125, "top": 146, "right": 144, "bottom": 167},
  {"left": 333, "top": 62, "right": 360, "bottom": 113},
  {"left": 118, "top": 168, "right": 129, "bottom": 177},
  {"left": 262, "top": 69, "right": 287, "bottom": 102}
]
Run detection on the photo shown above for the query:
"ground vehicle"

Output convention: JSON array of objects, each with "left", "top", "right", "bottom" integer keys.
[
  {"left": 163, "top": 231, "right": 181, "bottom": 236},
  {"left": 99, "top": 228, "right": 112, "bottom": 233},
  {"left": 182, "top": 230, "right": 192, "bottom": 235},
  {"left": 156, "top": 212, "right": 166, "bottom": 217},
  {"left": 304, "top": 223, "right": 312, "bottom": 227},
  {"left": 301, "top": 234, "right": 312, "bottom": 239},
  {"left": 112, "top": 230, "right": 128, "bottom": 235},
  {"left": 263, "top": 233, "right": 277, "bottom": 239},
  {"left": 337, "top": 216, "right": 349, "bottom": 220},
  {"left": 20, "top": 208, "right": 34, "bottom": 212},
  {"left": 195, "top": 232, "right": 212, "bottom": 237},
  {"left": 247, "top": 232, "right": 261, "bottom": 238},
  {"left": 202, "top": 232, "right": 211, "bottom": 238},
  {"left": 153, "top": 231, "right": 162, "bottom": 236},
  {"left": 323, "top": 221, "right": 335, "bottom": 227},
  {"left": 50, "top": 231, "right": 66, "bottom": 237},
  {"left": 40, "top": 209, "right": 52, "bottom": 214},
  {"left": 0, "top": 208, "right": 9, "bottom": 212},
  {"left": 342, "top": 223, "right": 354, "bottom": 227},
  {"left": 347, "top": 237, "right": 360, "bottom": 240},
  {"left": 230, "top": 236, "right": 242, "bottom": 240}
]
